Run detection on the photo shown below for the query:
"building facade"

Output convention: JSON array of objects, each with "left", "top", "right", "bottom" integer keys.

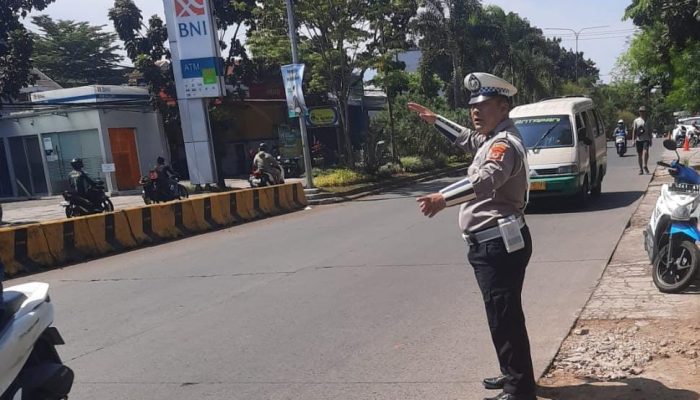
[{"left": 0, "top": 86, "right": 168, "bottom": 198}]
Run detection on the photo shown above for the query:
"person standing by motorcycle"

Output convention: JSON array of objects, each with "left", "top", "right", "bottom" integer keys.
[
  {"left": 253, "top": 143, "right": 284, "bottom": 184},
  {"left": 68, "top": 158, "right": 100, "bottom": 206},
  {"left": 154, "top": 156, "right": 178, "bottom": 198},
  {"left": 632, "top": 106, "right": 652, "bottom": 175}
]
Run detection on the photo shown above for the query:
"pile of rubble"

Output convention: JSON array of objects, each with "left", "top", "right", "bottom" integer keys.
[{"left": 546, "top": 321, "right": 700, "bottom": 381}]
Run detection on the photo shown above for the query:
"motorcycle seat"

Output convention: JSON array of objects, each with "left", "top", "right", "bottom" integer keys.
[{"left": 0, "top": 290, "right": 28, "bottom": 329}]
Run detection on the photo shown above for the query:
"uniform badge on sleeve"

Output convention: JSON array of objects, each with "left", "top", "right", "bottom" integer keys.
[{"left": 487, "top": 142, "right": 510, "bottom": 162}]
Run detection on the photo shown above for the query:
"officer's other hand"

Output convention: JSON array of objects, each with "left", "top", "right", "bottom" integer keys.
[
  {"left": 417, "top": 193, "right": 446, "bottom": 218},
  {"left": 407, "top": 102, "right": 437, "bottom": 125}
]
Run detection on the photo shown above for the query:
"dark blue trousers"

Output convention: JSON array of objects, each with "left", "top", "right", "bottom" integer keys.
[{"left": 467, "top": 226, "right": 536, "bottom": 395}]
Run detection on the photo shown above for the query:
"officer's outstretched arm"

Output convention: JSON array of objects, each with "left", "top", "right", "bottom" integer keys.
[
  {"left": 439, "top": 177, "right": 476, "bottom": 207},
  {"left": 434, "top": 115, "right": 467, "bottom": 143}
]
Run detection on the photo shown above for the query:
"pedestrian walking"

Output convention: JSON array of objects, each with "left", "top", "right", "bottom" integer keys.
[
  {"left": 632, "top": 106, "right": 652, "bottom": 174},
  {"left": 408, "top": 72, "right": 536, "bottom": 400}
]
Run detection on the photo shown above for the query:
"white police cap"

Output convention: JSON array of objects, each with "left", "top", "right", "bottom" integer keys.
[{"left": 464, "top": 72, "right": 517, "bottom": 105}]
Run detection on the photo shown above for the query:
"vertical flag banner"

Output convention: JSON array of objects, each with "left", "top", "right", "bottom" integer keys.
[{"left": 281, "top": 64, "right": 307, "bottom": 118}]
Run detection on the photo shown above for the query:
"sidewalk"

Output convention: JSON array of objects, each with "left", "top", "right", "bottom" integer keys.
[{"left": 538, "top": 148, "right": 700, "bottom": 399}]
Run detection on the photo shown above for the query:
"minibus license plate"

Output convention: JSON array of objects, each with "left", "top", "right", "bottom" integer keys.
[{"left": 530, "top": 181, "right": 546, "bottom": 191}]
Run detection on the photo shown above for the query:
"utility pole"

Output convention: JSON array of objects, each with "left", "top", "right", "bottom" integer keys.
[
  {"left": 285, "top": 0, "right": 315, "bottom": 189},
  {"left": 545, "top": 26, "right": 608, "bottom": 82}
]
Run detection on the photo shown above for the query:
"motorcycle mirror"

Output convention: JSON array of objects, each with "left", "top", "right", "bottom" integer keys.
[{"left": 663, "top": 139, "right": 677, "bottom": 151}]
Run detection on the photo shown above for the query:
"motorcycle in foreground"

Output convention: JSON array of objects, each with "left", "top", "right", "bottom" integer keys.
[
  {"left": 615, "top": 135, "right": 627, "bottom": 157},
  {"left": 644, "top": 139, "right": 700, "bottom": 293},
  {"left": 60, "top": 179, "right": 114, "bottom": 218},
  {"left": 140, "top": 171, "right": 189, "bottom": 205},
  {"left": 1, "top": 282, "right": 74, "bottom": 399}
]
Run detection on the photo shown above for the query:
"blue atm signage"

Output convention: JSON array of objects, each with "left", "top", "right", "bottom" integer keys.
[{"left": 164, "top": 0, "right": 224, "bottom": 99}]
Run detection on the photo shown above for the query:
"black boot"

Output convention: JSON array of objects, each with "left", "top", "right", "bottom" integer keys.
[{"left": 482, "top": 375, "right": 510, "bottom": 390}]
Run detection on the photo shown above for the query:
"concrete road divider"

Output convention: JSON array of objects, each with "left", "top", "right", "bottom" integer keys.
[
  {"left": 257, "top": 187, "right": 279, "bottom": 216},
  {"left": 123, "top": 206, "right": 157, "bottom": 245},
  {"left": 291, "top": 183, "right": 308, "bottom": 208},
  {"left": 235, "top": 189, "right": 259, "bottom": 220},
  {"left": 209, "top": 192, "right": 235, "bottom": 225},
  {"left": 0, "top": 225, "right": 53, "bottom": 275},
  {"left": 184, "top": 197, "right": 217, "bottom": 232},
  {"left": 0, "top": 183, "right": 307, "bottom": 277}
]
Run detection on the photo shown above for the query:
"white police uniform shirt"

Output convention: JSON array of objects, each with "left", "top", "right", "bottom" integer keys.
[{"left": 453, "top": 118, "right": 528, "bottom": 232}]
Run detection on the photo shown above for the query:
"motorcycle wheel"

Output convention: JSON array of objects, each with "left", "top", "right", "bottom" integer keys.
[
  {"left": 65, "top": 204, "right": 79, "bottom": 218},
  {"left": 177, "top": 184, "right": 189, "bottom": 199},
  {"left": 102, "top": 198, "right": 114, "bottom": 212},
  {"left": 653, "top": 240, "right": 699, "bottom": 293}
]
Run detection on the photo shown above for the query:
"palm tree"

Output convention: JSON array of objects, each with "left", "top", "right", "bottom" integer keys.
[{"left": 413, "top": 0, "right": 481, "bottom": 108}]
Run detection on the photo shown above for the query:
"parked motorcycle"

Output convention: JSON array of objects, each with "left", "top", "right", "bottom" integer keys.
[
  {"left": 1, "top": 282, "right": 74, "bottom": 399},
  {"left": 60, "top": 179, "right": 114, "bottom": 218},
  {"left": 690, "top": 130, "right": 700, "bottom": 148},
  {"left": 644, "top": 139, "right": 700, "bottom": 293},
  {"left": 279, "top": 156, "right": 301, "bottom": 179},
  {"left": 675, "top": 132, "right": 686, "bottom": 148},
  {"left": 140, "top": 171, "right": 189, "bottom": 205},
  {"left": 248, "top": 166, "right": 285, "bottom": 188},
  {"left": 615, "top": 136, "right": 627, "bottom": 157}
]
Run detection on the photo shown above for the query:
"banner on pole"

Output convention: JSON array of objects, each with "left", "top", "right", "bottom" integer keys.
[{"left": 281, "top": 64, "right": 307, "bottom": 118}]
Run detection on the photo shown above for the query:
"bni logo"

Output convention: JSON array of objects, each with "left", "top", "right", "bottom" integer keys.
[{"left": 174, "top": 0, "right": 205, "bottom": 17}]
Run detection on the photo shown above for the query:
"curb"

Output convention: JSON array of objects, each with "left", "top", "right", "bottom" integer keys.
[
  {"left": 0, "top": 183, "right": 308, "bottom": 278},
  {"left": 307, "top": 164, "right": 469, "bottom": 205},
  {"left": 536, "top": 163, "right": 669, "bottom": 380}
]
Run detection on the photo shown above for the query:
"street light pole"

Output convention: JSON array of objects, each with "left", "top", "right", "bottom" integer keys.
[
  {"left": 545, "top": 25, "right": 608, "bottom": 82},
  {"left": 285, "top": 0, "right": 315, "bottom": 189}
]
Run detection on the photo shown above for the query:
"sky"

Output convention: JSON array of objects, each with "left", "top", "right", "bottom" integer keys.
[{"left": 24, "top": 0, "right": 637, "bottom": 83}]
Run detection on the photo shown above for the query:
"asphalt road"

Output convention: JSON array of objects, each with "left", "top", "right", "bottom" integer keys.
[{"left": 7, "top": 143, "right": 662, "bottom": 400}]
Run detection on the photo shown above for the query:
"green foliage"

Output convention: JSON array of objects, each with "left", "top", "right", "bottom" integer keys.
[
  {"left": 377, "top": 162, "right": 404, "bottom": 178},
  {"left": 400, "top": 156, "right": 438, "bottom": 172},
  {"left": 249, "top": 0, "right": 417, "bottom": 164},
  {"left": 621, "top": 0, "right": 700, "bottom": 114},
  {"left": 624, "top": 0, "right": 700, "bottom": 45},
  {"left": 314, "top": 168, "right": 374, "bottom": 187},
  {"left": 370, "top": 74, "right": 470, "bottom": 160},
  {"left": 413, "top": 2, "right": 599, "bottom": 107},
  {"left": 31, "top": 15, "right": 126, "bottom": 87},
  {"left": 0, "top": 0, "right": 56, "bottom": 101}
]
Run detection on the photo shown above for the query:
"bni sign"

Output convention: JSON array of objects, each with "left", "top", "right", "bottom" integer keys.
[{"left": 163, "top": 0, "right": 224, "bottom": 99}]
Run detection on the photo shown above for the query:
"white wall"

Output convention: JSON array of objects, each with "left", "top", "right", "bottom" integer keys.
[
  {"left": 0, "top": 107, "right": 168, "bottom": 195},
  {"left": 97, "top": 108, "right": 169, "bottom": 179},
  {"left": 0, "top": 110, "right": 102, "bottom": 138}
]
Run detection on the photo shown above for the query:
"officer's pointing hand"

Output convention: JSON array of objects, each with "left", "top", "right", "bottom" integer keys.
[
  {"left": 407, "top": 102, "right": 437, "bottom": 125},
  {"left": 417, "top": 193, "right": 446, "bottom": 218}
]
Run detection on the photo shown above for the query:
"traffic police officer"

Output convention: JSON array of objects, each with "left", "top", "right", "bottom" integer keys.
[{"left": 409, "top": 72, "right": 536, "bottom": 400}]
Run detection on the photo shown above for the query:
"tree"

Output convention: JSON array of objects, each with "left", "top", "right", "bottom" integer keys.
[
  {"left": 249, "top": 0, "right": 417, "bottom": 164},
  {"left": 621, "top": 0, "right": 700, "bottom": 112},
  {"left": 414, "top": 3, "right": 599, "bottom": 107},
  {"left": 31, "top": 15, "right": 125, "bottom": 87},
  {"left": 412, "top": 0, "right": 482, "bottom": 108},
  {"left": 625, "top": 0, "right": 700, "bottom": 46},
  {"left": 366, "top": 0, "right": 418, "bottom": 163},
  {"left": 0, "top": 0, "right": 56, "bottom": 101}
]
